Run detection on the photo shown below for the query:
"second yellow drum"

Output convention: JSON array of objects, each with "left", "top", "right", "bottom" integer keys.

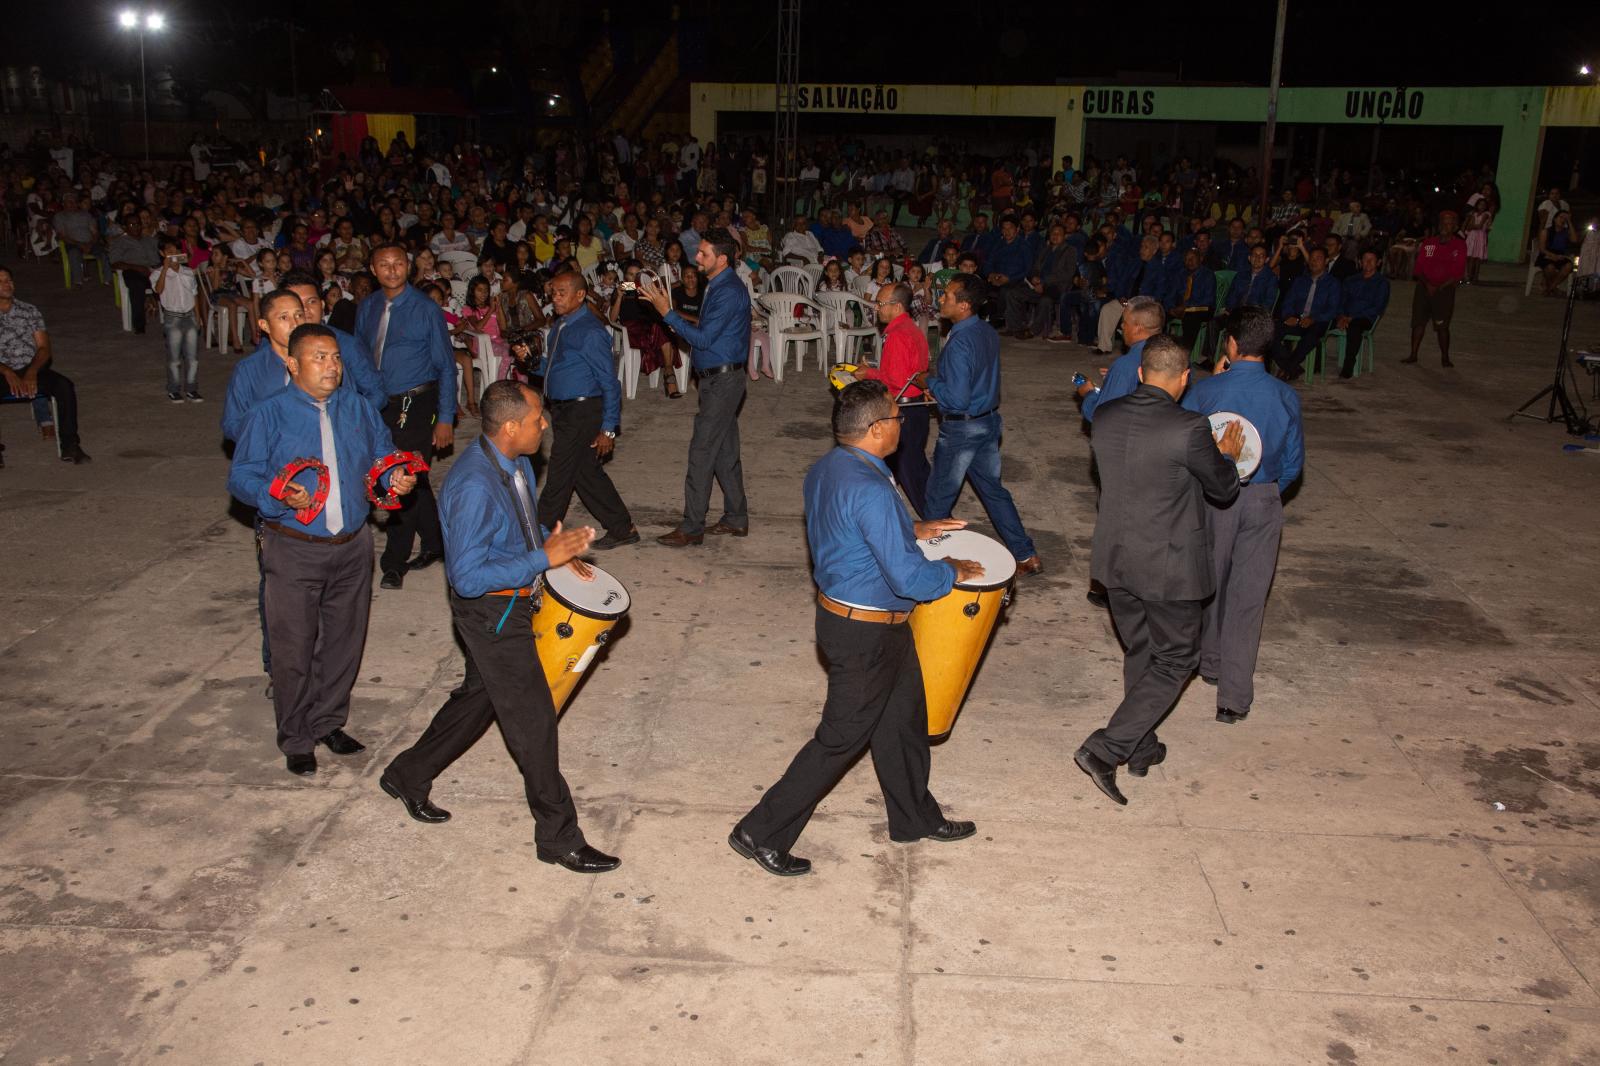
[{"left": 908, "top": 530, "right": 1016, "bottom": 736}]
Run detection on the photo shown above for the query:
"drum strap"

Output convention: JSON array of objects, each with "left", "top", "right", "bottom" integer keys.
[{"left": 492, "top": 589, "right": 520, "bottom": 635}]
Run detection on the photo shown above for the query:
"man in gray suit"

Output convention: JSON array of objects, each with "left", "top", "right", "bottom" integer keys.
[{"left": 1073, "top": 335, "right": 1245, "bottom": 805}]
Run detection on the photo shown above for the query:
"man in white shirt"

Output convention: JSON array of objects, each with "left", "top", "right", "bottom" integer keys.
[
  {"left": 229, "top": 218, "right": 272, "bottom": 262},
  {"left": 890, "top": 159, "right": 917, "bottom": 225},
  {"left": 678, "top": 135, "right": 701, "bottom": 195},
  {"left": 779, "top": 215, "right": 823, "bottom": 264}
]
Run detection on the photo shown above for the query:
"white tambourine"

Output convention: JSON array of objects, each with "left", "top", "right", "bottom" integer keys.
[{"left": 1208, "top": 411, "right": 1263, "bottom": 481}]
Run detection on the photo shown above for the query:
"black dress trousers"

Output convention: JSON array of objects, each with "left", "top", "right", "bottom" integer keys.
[
  {"left": 536, "top": 397, "right": 633, "bottom": 539},
  {"left": 378, "top": 386, "right": 444, "bottom": 573}
]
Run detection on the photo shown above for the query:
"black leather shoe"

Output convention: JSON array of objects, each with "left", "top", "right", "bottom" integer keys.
[
  {"left": 1073, "top": 746, "right": 1127, "bottom": 805},
  {"left": 406, "top": 549, "right": 444, "bottom": 571},
  {"left": 538, "top": 844, "right": 621, "bottom": 874},
  {"left": 924, "top": 819, "right": 977, "bottom": 842},
  {"left": 1216, "top": 707, "right": 1250, "bottom": 725},
  {"left": 1199, "top": 674, "right": 1218, "bottom": 686},
  {"left": 60, "top": 445, "right": 92, "bottom": 464},
  {"left": 379, "top": 775, "right": 451, "bottom": 823},
  {"left": 263, "top": 680, "right": 273, "bottom": 700},
  {"left": 285, "top": 752, "right": 317, "bottom": 777},
  {"left": 1127, "top": 742, "right": 1168, "bottom": 778},
  {"left": 1085, "top": 588, "right": 1109, "bottom": 609},
  {"left": 591, "top": 528, "right": 641, "bottom": 550},
  {"left": 728, "top": 828, "right": 811, "bottom": 876},
  {"left": 318, "top": 728, "right": 365, "bottom": 755},
  {"left": 380, "top": 569, "right": 405, "bottom": 590}
]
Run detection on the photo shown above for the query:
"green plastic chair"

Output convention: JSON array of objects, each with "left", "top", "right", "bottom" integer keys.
[
  {"left": 58, "top": 243, "right": 106, "bottom": 288},
  {"left": 1316, "top": 314, "right": 1382, "bottom": 382}
]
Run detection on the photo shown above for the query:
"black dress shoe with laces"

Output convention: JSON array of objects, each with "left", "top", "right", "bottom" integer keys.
[
  {"left": 921, "top": 819, "right": 977, "bottom": 842},
  {"left": 538, "top": 844, "right": 621, "bottom": 874},
  {"left": 285, "top": 752, "right": 317, "bottom": 777},
  {"left": 728, "top": 827, "right": 811, "bottom": 876},
  {"left": 1127, "top": 742, "right": 1168, "bottom": 778},
  {"left": 406, "top": 549, "right": 444, "bottom": 571},
  {"left": 380, "top": 569, "right": 405, "bottom": 590},
  {"left": 379, "top": 775, "right": 451, "bottom": 823},
  {"left": 1085, "top": 588, "right": 1109, "bottom": 609},
  {"left": 1074, "top": 746, "right": 1127, "bottom": 805},
  {"left": 318, "top": 728, "right": 366, "bottom": 755},
  {"left": 1216, "top": 707, "right": 1250, "bottom": 725},
  {"left": 591, "top": 528, "right": 641, "bottom": 550}
]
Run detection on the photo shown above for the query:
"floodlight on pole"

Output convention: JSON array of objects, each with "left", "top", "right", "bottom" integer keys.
[
  {"left": 1582, "top": 64, "right": 1592, "bottom": 77},
  {"left": 119, "top": 10, "right": 164, "bottom": 164}
]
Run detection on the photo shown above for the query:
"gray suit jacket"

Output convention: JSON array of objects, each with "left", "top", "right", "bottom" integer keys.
[{"left": 1090, "top": 384, "right": 1241, "bottom": 601}]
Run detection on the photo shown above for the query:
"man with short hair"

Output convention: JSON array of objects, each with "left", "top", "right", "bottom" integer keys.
[
  {"left": 916, "top": 220, "right": 956, "bottom": 265},
  {"left": 0, "top": 267, "right": 89, "bottom": 464},
  {"left": 1334, "top": 251, "right": 1391, "bottom": 378},
  {"left": 534, "top": 271, "right": 637, "bottom": 550},
  {"left": 856, "top": 282, "right": 932, "bottom": 515},
  {"left": 1004, "top": 222, "right": 1078, "bottom": 341},
  {"left": 1275, "top": 247, "right": 1342, "bottom": 379},
  {"left": 1168, "top": 248, "right": 1217, "bottom": 353},
  {"left": 917, "top": 274, "right": 1042, "bottom": 575},
  {"left": 52, "top": 192, "right": 100, "bottom": 287},
  {"left": 1213, "top": 218, "right": 1251, "bottom": 274},
  {"left": 108, "top": 215, "right": 161, "bottom": 334},
  {"left": 1182, "top": 307, "right": 1304, "bottom": 726},
  {"left": 1094, "top": 234, "right": 1158, "bottom": 353},
  {"left": 1404, "top": 211, "right": 1466, "bottom": 369},
  {"left": 380, "top": 380, "right": 621, "bottom": 875},
  {"left": 1077, "top": 295, "right": 1164, "bottom": 422},
  {"left": 863, "top": 210, "right": 907, "bottom": 261},
  {"left": 356, "top": 243, "right": 458, "bottom": 588},
  {"left": 984, "top": 216, "right": 1033, "bottom": 327},
  {"left": 645, "top": 230, "right": 753, "bottom": 546},
  {"left": 227, "top": 323, "right": 417, "bottom": 776},
  {"left": 779, "top": 214, "right": 824, "bottom": 264},
  {"left": 961, "top": 213, "right": 997, "bottom": 272},
  {"left": 1072, "top": 335, "right": 1245, "bottom": 805},
  {"left": 1226, "top": 245, "right": 1277, "bottom": 312},
  {"left": 731, "top": 380, "right": 981, "bottom": 878}
]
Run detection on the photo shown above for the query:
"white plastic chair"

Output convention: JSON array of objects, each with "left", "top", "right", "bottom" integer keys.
[
  {"left": 814, "top": 291, "right": 879, "bottom": 363},
  {"left": 612, "top": 325, "right": 641, "bottom": 400},
  {"left": 113, "top": 272, "right": 134, "bottom": 332},
  {"left": 766, "top": 265, "right": 814, "bottom": 296},
  {"left": 757, "top": 293, "right": 827, "bottom": 374},
  {"left": 1525, "top": 240, "right": 1575, "bottom": 297},
  {"left": 848, "top": 273, "right": 874, "bottom": 296},
  {"left": 200, "top": 270, "right": 247, "bottom": 354},
  {"left": 471, "top": 333, "right": 498, "bottom": 397},
  {"left": 438, "top": 250, "right": 479, "bottom": 279}
]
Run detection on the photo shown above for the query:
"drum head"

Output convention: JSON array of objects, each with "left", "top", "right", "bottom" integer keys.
[
  {"left": 916, "top": 529, "right": 1016, "bottom": 590},
  {"left": 1208, "top": 411, "right": 1263, "bottom": 480},
  {"left": 545, "top": 562, "right": 631, "bottom": 619}
]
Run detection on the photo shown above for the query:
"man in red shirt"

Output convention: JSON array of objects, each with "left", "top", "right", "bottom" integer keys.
[
  {"left": 1406, "top": 210, "right": 1467, "bottom": 368},
  {"left": 856, "top": 282, "right": 931, "bottom": 516}
]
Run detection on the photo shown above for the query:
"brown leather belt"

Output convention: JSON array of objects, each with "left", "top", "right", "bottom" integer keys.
[
  {"left": 816, "top": 591, "right": 910, "bottom": 625},
  {"left": 263, "top": 521, "right": 362, "bottom": 545},
  {"left": 487, "top": 580, "right": 544, "bottom": 597}
]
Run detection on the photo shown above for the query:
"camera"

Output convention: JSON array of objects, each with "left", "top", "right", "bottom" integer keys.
[{"left": 621, "top": 281, "right": 637, "bottom": 292}]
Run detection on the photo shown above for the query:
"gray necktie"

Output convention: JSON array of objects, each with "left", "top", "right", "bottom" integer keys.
[
  {"left": 315, "top": 399, "right": 344, "bottom": 535},
  {"left": 372, "top": 299, "right": 392, "bottom": 369},
  {"left": 1302, "top": 277, "right": 1318, "bottom": 317},
  {"left": 511, "top": 464, "right": 541, "bottom": 549}
]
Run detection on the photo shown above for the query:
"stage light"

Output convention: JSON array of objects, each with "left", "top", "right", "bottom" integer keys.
[
  {"left": 119, "top": 10, "right": 138, "bottom": 27},
  {"left": 490, "top": 66, "right": 498, "bottom": 73},
  {"left": 1582, "top": 64, "right": 1592, "bottom": 76},
  {"left": 146, "top": 12, "right": 164, "bottom": 30}
]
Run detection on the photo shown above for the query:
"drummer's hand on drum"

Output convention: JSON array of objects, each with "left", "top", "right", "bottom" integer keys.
[
  {"left": 914, "top": 518, "right": 967, "bottom": 539},
  {"left": 280, "top": 483, "right": 313, "bottom": 511},
  {"left": 567, "top": 558, "right": 596, "bottom": 582},
  {"left": 945, "top": 558, "right": 986, "bottom": 583},
  {"left": 544, "top": 521, "right": 596, "bottom": 569},
  {"left": 1214, "top": 418, "right": 1246, "bottom": 460}
]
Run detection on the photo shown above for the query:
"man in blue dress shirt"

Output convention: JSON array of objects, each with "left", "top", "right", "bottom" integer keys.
[
  {"left": 533, "top": 271, "right": 638, "bottom": 549},
  {"left": 984, "top": 216, "right": 1033, "bottom": 328},
  {"left": 356, "top": 243, "right": 457, "bottom": 588},
  {"left": 1211, "top": 219, "right": 1253, "bottom": 275},
  {"left": 1181, "top": 307, "right": 1304, "bottom": 724},
  {"left": 1076, "top": 296, "right": 1164, "bottom": 423},
  {"left": 380, "top": 380, "right": 620, "bottom": 874},
  {"left": 1094, "top": 233, "right": 1157, "bottom": 353},
  {"left": 644, "top": 229, "right": 752, "bottom": 546},
  {"left": 960, "top": 213, "right": 998, "bottom": 272},
  {"left": 1274, "top": 247, "right": 1343, "bottom": 379},
  {"left": 731, "top": 381, "right": 981, "bottom": 877},
  {"left": 1141, "top": 230, "right": 1183, "bottom": 309},
  {"left": 1333, "top": 250, "right": 1390, "bottom": 378},
  {"left": 1168, "top": 248, "right": 1217, "bottom": 354},
  {"left": 228, "top": 325, "right": 417, "bottom": 777},
  {"left": 1225, "top": 245, "right": 1279, "bottom": 313},
  {"left": 915, "top": 273, "right": 1042, "bottom": 575}
]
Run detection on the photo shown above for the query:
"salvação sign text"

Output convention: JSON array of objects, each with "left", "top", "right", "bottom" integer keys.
[{"left": 795, "top": 85, "right": 902, "bottom": 112}]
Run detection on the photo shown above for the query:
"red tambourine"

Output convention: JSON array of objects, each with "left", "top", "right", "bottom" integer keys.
[
  {"left": 268, "top": 457, "right": 331, "bottom": 525},
  {"left": 365, "top": 450, "right": 430, "bottom": 510}
]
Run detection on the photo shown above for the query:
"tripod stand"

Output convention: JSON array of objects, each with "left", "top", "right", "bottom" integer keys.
[{"left": 1509, "top": 267, "right": 1592, "bottom": 435}]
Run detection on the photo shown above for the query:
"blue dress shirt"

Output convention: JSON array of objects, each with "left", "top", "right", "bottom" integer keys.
[
  {"left": 927, "top": 316, "right": 1001, "bottom": 417},
  {"left": 1339, "top": 272, "right": 1391, "bottom": 321},
  {"left": 814, "top": 223, "right": 854, "bottom": 260},
  {"left": 1182, "top": 359, "right": 1304, "bottom": 492},
  {"left": 353, "top": 284, "right": 457, "bottom": 423},
  {"left": 1080, "top": 339, "right": 1146, "bottom": 423},
  {"left": 962, "top": 230, "right": 999, "bottom": 269},
  {"left": 220, "top": 329, "right": 385, "bottom": 442},
  {"left": 1213, "top": 238, "right": 1252, "bottom": 274},
  {"left": 1178, "top": 266, "right": 1217, "bottom": 309},
  {"left": 1142, "top": 249, "right": 1183, "bottom": 306},
  {"left": 986, "top": 235, "right": 1032, "bottom": 283},
  {"left": 804, "top": 445, "right": 955, "bottom": 611},
  {"left": 540, "top": 305, "right": 622, "bottom": 431},
  {"left": 1282, "top": 271, "right": 1343, "bottom": 324},
  {"left": 1104, "top": 246, "right": 1141, "bottom": 300},
  {"left": 438, "top": 437, "right": 554, "bottom": 599},
  {"left": 1227, "top": 267, "right": 1280, "bottom": 311},
  {"left": 663, "top": 266, "right": 751, "bottom": 371},
  {"left": 227, "top": 384, "right": 400, "bottom": 537}
]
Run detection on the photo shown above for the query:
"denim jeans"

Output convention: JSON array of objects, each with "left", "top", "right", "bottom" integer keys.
[
  {"left": 923, "top": 413, "right": 1037, "bottom": 561},
  {"left": 162, "top": 309, "right": 199, "bottom": 393}
]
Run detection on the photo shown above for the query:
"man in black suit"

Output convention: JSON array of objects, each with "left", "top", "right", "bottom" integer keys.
[{"left": 1073, "top": 335, "right": 1245, "bottom": 805}]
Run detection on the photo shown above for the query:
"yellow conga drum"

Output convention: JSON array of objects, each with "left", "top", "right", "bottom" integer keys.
[
  {"left": 828, "top": 363, "right": 860, "bottom": 394},
  {"left": 531, "top": 563, "right": 630, "bottom": 712},
  {"left": 909, "top": 530, "right": 1016, "bottom": 736}
]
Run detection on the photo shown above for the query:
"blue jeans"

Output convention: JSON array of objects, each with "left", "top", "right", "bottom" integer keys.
[
  {"left": 923, "top": 413, "right": 1037, "bottom": 561},
  {"left": 162, "top": 310, "right": 199, "bottom": 393}
]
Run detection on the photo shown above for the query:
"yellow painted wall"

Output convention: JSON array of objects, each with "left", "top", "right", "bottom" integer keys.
[
  {"left": 365, "top": 113, "right": 416, "bottom": 149},
  {"left": 1542, "top": 86, "right": 1600, "bottom": 127}
]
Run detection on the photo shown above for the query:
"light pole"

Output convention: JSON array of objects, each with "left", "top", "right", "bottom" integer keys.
[{"left": 119, "top": 9, "right": 165, "bottom": 163}]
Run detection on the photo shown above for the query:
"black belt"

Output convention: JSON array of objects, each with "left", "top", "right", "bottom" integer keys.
[
  {"left": 548, "top": 395, "right": 595, "bottom": 407},
  {"left": 695, "top": 362, "right": 746, "bottom": 379},
  {"left": 390, "top": 381, "right": 438, "bottom": 401},
  {"left": 264, "top": 521, "right": 362, "bottom": 545},
  {"left": 940, "top": 406, "right": 998, "bottom": 422}
]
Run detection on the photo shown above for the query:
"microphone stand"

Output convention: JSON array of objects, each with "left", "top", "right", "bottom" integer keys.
[{"left": 1509, "top": 263, "right": 1590, "bottom": 435}]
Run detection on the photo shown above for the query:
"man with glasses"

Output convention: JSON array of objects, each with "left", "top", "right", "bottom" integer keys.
[{"left": 855, "top": 282, "right": 932, "bottom": 516}]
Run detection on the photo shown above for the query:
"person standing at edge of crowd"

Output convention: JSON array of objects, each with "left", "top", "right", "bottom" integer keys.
[
  {"left": 380, "top": 380, "right": 621, "bottom": 876},
  {"left": 1073, "top": 335, "right": 1244, "bottom": 806},
  {"left": 357, "top": 242, "right": 457, "bottom": 588},
  {"left": 730, "top": 380, "right": 981, "bottom": 878},
  {"left": 855, "top": 281, "right": 932, "bottom": 517},
  {"left": 1404, "top": 210, "right": 1466, "bottom": 369},
  {"left": 913, "top": 273, "right": 1042, "bottom": 576},
  {"left": 534, "top": 270, "right": 639, "bottom": 550},
  {"left": 227, "top": 323, "right": 417, "bottom": 777},
  {"left": 1181, "top": 307, "right": 1304, "bottom": 726},
  {"left": 643, "top": 229, "right": 752, "bottom": 547}
]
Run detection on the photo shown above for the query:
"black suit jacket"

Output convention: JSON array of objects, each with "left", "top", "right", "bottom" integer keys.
[{"left": 1090, "top": 384, "right": 1241, "bottom": 601}]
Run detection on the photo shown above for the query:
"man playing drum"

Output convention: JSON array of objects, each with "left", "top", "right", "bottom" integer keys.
[
  {"left": 380, "top": 380, "right": 621, "bottom": 875},
  {"left": 730, "top": 380, "right": 983, "bottom": 877}
]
